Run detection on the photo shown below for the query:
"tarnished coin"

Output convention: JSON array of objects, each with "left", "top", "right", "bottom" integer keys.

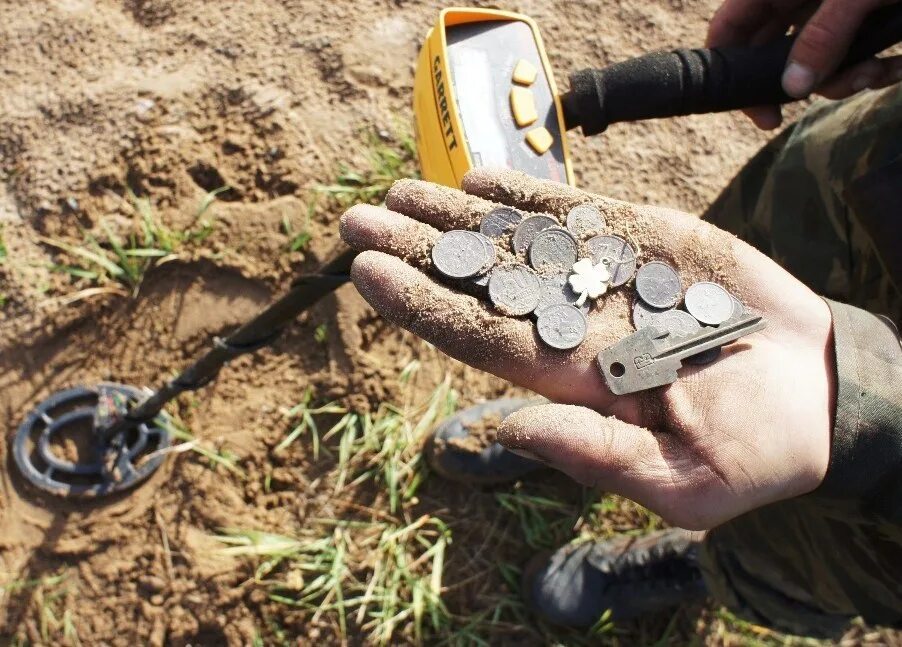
[
  {"left": 654, "top": 309, "right": 701, "bottom": 338},
  {"left": 536, "top": 303, "right": 587, "bottom": 350},
  {"left": 685, "top": 282, "right": 734, "bottom": 325},
  {"left": 472, "top": 272, "right": 491, "bottom": 288},
  {"left": 729, "top": 295, "right": 745, "bottom": 320},
  {"left": 477, "top": 232, "right": 497, "bottom": 273},
  {"left": 535, "top": 300, "right": 590, "bottom": 318},
  {"left": 512, "top": 215, "right": 559, "bottom": 254},
  {"left": 432, "top": 230, "right": 494, "bottom": 279},
  {"left": 632, "top": 301, "right": 669, "bottom": 330},
  {"left": 528, "top": 228, "right": 579, "bottom": 273},
  {"left": 566, "top": 204, "right": 606, "bottom": 240},
  {"left": 586, "top": 235, "right": 637, "bottom": 287},
  {"left": 480, "top": 206, "right": 524, "bottom": 239},
  {"left": 488, "top": 264, "right": 541, "bottom": 316},
  {"left": 635, "top": 261, "right": 682, "bottom": 309},
  {"left": 685, "top": 346, "right": 722, "bottom": 365},
  {"left": 534, "top": 273, "right": 582, "bottom": 313}
]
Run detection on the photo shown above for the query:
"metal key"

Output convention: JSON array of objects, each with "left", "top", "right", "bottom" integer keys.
[{"left": 597, "top": 313, "right": 767, "bottom": 395}]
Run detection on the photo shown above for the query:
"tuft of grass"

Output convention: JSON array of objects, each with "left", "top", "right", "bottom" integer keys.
[
  {"left": 276, "top": 128, "right": 417, "bottom": 259},
  {"left": 282, "top": 200, "right": 314, "bottom": 252},
  {"left": 316, "top": 129, "right": 418, "bottom": 208},
  {"left": 2, "top": 570, "right": 81, "bottom": 646},
  {"left": 278, "top": 363, "right": 456, "bottom": 512},
  {"left": 313, "top": 323, "right": 328, "bottom": 344},
  {"left": 222, "top": 366, "right": 458, "bottom": 644},
  {"left": 580, "top": 494, "right": 662, "bottom": 541},
  {"left": 495, "top": 488, "right": 581, "bottom": 551},
  {"left": 275, "top": 388, "right": 348, "bottom": 459},
  {"left": 158, "top": 417, "right": 246, "bottom": 479},
  {"left": 42, "top": 186, "right": 226, "bottom": 296},
  {"left": 217, "top": 515, "right": 451, "bottom": 645},
  {"left": 0, "top": 224, "right": 7, "bottom": 262},
  {"left": 588, "top": 608, "right": 616, "bottom": 637}
]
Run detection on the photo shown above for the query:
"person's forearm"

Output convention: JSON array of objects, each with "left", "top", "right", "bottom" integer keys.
[{"left": 813, "top": 299, "right": 902, "bottom": 522}]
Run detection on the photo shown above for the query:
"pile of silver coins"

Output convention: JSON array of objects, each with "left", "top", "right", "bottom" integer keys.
[
  {"left": 431, "top": 203, "right": 636, "bottom": 350},
  {"left": 430, "top": 203, "right": 747, "bottom": 357},
  {"left": 631, "top": 262, "right": 746, "bottom": 364}
]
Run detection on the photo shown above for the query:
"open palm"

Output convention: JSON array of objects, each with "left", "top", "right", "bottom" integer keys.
[{"left": 340, "top": 168, "right": 834, "bottom": 530}]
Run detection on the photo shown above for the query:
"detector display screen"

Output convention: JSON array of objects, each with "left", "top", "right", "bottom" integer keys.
[{"left": 445, "top": 20, "right": 567, "bottom": 183}]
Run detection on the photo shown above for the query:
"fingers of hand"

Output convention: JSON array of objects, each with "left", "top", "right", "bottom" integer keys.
[
  {"left": 350, "top": 250, "right": 539, "bottom": 373},
  {"left": 742, "top": 105, "right": 783, "bottom": 130},
  {"left": 707, "top": 0, "right": 799, "bottom": 46},
  {"left": 350, "top": 252, "right": 611, "bottom": 405},
  {"left": 784, "top": 0, "right": 887, "bottom": 98},
  {"left": 497, "top": 403, "right": 690, "bottom": 515},
  {"left": 816, "top": 55, "right": 902, "bottom": 99},
  {"left": 340, "top": 203, "right": 439, "bottom": 269},
  {"left": 385, "top": 178, "right": 496, "bottom": 231},
  {"left": 462, "top": 167, "right": 633, "bottom": 221}
]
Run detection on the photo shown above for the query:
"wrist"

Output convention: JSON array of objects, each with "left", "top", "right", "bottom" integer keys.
[
  {"left": 812, "top": 299, "right": 902, "bottom": 521},
  {"left": 779, "top": 296, "right": 835, "bottom": 500}
]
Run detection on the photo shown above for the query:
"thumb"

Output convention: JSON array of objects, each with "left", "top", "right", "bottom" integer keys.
[
  {"left": 498, "top": 404, "right": 728, "bottom": 530},
  {"left": 783, "top": 0, "right": 884, "bottom": 98},
  {"left": 498, "top": 403, "right": 676, "bottom": 502}
]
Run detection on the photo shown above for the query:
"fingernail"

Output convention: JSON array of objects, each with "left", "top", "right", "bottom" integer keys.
[
  {"left": 782, "top": 62, "right": 817, "bottom": 98},
  {"left": 506, "top": 447, "right": 544, "bottom": 463}
]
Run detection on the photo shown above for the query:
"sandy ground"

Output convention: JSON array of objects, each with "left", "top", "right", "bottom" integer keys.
[{"left": 0, "top": 0, "right": 848, "bottom": 644}]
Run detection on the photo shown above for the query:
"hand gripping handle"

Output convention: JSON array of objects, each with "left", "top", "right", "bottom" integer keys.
[{"left": 562, "top": 3, "right": 902, "bottom": 135}]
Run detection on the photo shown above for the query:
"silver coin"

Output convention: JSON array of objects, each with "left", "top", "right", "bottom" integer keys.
[
  {"left": 488, "top": 264, "right": 541, "bottom": 316},
  {"left": 477, "top": 232, "right": 497, "bottom": 273},
  {"left": 632, "top": 301, "right": 669, "bottom": 330},
  {"left": 472, "top": 272, "right": 490, "bottom": 288},
  {"left": 566, "top": 204, "right": 606, "bottom": 240},
  {"left": 635, "top": 261, "right": 682, "bottom": 309},
  {"left": 729, "top": 295, "right": 745, "bottom": 320},
  {"left": 685, "top": 346, "right": 722, "bottom": 365},
  {"left": 684, "top": 282, "right": 734, "bottom": 325},
  {"left": 653, "top": 309, "right": 702, "bottom": 338},
  {"left": 512, "top": 215, "right": 559, "bottom": 254},
  {"left": 480, "top": 206, "right": 524, "bottom": 239},
  {"left": 534, "top": 273, "right": 581, "bottom": 313},
  {"left": 528, "top": 228, "right": 579, "bottom": 273},
  {"left": 432, "top": 230, "right": 493, "bottom": 279},
  {"left": 586, "top": 235, "right": 637, "bottom": 287},
  {"left": 535, "top": 300, "right": 590, "bottom": 318},
  {"left": 536, "top": 303, "right": 588, "bottom": 350}
]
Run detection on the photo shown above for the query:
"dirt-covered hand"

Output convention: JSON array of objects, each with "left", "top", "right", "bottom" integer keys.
[
  {"left": 707, "top": 0, "right": 902, "bottom": 129},
  {"left": 340, "top": 168, "right": 834, "bottom": 530}
]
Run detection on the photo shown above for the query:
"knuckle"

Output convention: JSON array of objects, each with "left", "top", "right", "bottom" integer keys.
[
  {"left": 796, "top": 21, "right": 842, "bottom": 62},
  {"left": 384, "top": 178, "right": 417, "bottom": 207}
]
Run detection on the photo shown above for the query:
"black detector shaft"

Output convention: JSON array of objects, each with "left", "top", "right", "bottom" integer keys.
[
  {"left": 98, "top": 248, "right": 357, "bottom": 443},
  {"left": 562, "top": 3, "right": 902, "bottom": 135}
]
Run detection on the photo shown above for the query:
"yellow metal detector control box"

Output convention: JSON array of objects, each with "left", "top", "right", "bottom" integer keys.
[{"left": 413, "top": 8, "right": 574, "bottom": 189}]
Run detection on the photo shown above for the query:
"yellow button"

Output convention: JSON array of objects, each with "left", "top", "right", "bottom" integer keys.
[
  {"left": 526, "top": 127, "right": 553, "bottom": 155},
  {"left": 510, "top": 87, "right": 538, "bottom": 127},
  {"left": 512, "top": 59, "right": 537, "bottom": 85}
]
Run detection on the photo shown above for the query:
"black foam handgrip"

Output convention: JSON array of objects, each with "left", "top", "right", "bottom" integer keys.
[{"left": 564, "top": 3, "right": 902, "bottom": 135}]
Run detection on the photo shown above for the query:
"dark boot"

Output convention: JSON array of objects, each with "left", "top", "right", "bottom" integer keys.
[
  {"left": 426, "top": 398, "right": 543, "bottom": 485},
  {"left": 524, "top": 528, "right": 707, "bottom": 627}
]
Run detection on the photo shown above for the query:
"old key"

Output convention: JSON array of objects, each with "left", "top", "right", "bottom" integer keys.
[{"left": 597, "top": 313, "right": 768, "bottom": 395}]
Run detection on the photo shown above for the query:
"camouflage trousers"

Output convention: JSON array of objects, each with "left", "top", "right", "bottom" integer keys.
[{"left": 699, "top": 84, "right": 902, "bottom": 636}]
